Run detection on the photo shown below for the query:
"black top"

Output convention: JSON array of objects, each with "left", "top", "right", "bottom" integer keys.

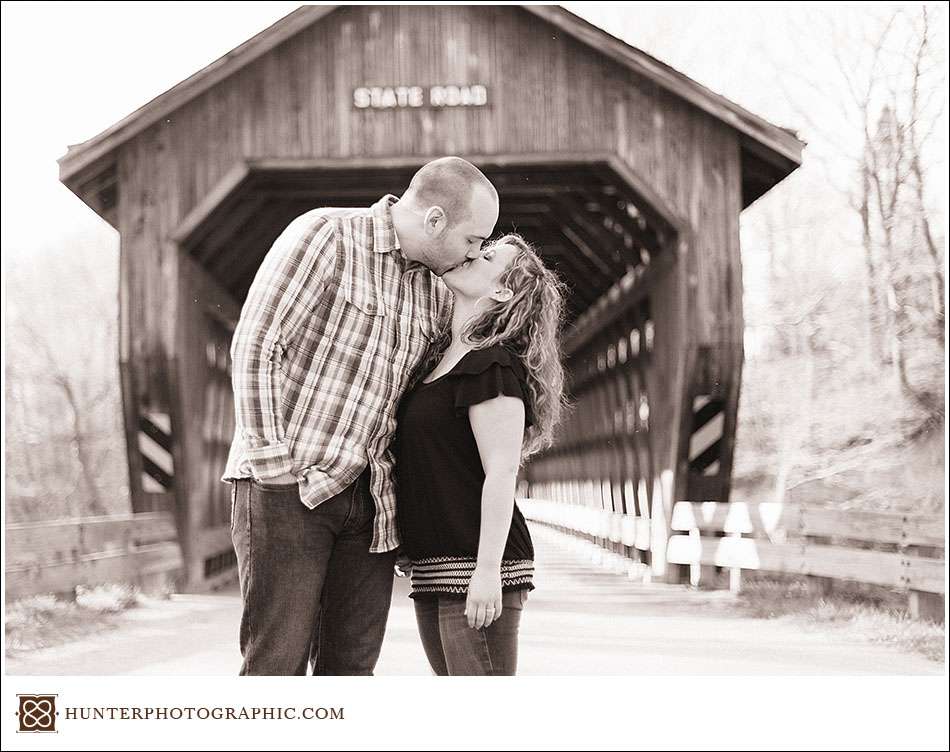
[{"left": 392, "top": 344, "right": 536, "bottom": 598}]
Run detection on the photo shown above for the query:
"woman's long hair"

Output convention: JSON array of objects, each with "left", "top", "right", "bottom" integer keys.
[{"left": 421, "top": 233, "right": 569, "bottom": 459}]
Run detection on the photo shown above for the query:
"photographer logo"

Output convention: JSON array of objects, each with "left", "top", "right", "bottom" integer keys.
[{"left": 16, "top": 694, "right": 57, "bottom": 733}]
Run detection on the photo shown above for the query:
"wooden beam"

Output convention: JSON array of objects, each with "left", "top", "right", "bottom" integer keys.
[
  {"left": 554, "top": 220, "right": 615, "bottom": 280},
  {"left": 256, "top": 173, "right": 610, "bottom": 198},
  {"left": 195, "top": 193, "right": 269, "bottom": 264},
  {"left": 902, "top": 515, "right": 947, "bottom": 548},
  {"left": 579, "top": 191, "right": 663, "bottom": 259},
  {"left": 550, "top": 194, "right": 634, "bottom": 278},
  {"left": 800, "top": 544, "right": 905, "bottom": 589},
  {"left": 563, "top": 247, "right": 676, "bottom": 355},
  {"left": 172, "top": 162, "right": 252, "bottom": 248},
  {"left": 5, "top": 513, "right": 178, "bottom": 568},
  {"left": 602, "top": 156, "right": 688, "bottom": 238},
  {"left": 260, "top": 188, "right": 395, "bottom": 203},
  {"left": 6, "top": 543, "right": 184, "bottom": 601},
  {"left": 175, "top": 153, "right": 623, "bottom": 260},
  {"left": 533, "top": 249, "right": 606, "bottom": 305},
  {"left": 246, "top": 152, "right": 616, "bottom": 175},
  {"left": 171, "top": 155, "right": 670, "bottom": 309},
  {"left": 904, "top": 556, "right": 945, "bottom": 595},
  {"left": 741, "top": 134, "right": 801, "bottom": 187},
  {"left": 213, "top": 207, "right": 287, "bottom": 294},
  {"left": 494, "top": 208, "right": 622, "bottom": 299}
]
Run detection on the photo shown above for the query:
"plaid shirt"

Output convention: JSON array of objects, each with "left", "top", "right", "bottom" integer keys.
[{"left": 223, "top": 195, "right": 449, "bottom": 552}]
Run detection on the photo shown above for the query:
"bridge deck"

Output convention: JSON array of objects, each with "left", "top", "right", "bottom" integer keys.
[{"left": 5, "top": 524, "right": 940, "bottom": 675}]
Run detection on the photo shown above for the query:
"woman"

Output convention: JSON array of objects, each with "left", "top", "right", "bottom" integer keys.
[{"left": 392, "top": 233, "right": 567, "bottom": 676}]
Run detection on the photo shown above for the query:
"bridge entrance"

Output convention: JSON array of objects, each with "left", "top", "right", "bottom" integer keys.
[{"left": 58, "top": 5, "right": 802, "bottom": 588}]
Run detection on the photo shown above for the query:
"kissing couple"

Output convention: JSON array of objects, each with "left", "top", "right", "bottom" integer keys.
[{"left": 224, "top": 156, "right": 566, "bottom": 676}]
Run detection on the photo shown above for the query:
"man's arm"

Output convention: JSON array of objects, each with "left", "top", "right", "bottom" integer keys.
[{"left": 229, "top": 213, "right": 337, "bottom": 480}]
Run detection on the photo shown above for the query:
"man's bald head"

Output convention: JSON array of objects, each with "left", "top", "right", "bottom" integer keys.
[
  {"left": 391, "top": 156, "right": 500, "bottom": 275},
  {"left": 402, "top": 157, "right": 498, "bottom": 225}
]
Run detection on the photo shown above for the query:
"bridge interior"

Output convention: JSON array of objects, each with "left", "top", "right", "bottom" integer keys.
[
  {"left": 175, "top": 158, "right": 683, "bottom": 582},
  {"left": 176, "top": 159, "right": 677, "bottom": 323}
]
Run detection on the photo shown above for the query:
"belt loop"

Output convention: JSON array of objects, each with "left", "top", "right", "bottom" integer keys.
[{"left": 238, "top": 478, "right": 250, "bottom": 504}]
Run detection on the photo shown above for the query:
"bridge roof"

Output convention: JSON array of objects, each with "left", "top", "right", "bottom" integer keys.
[{"left": 58, "top": 5, "right": 803, "bottom": 196}]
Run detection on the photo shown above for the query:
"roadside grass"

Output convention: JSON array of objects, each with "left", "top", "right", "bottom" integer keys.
[
  {"left": 735, "top": 576, "right": 945, "bottom": 663},
  {"left": 5, "top": 584, "right": 152, "bottom": 655}
]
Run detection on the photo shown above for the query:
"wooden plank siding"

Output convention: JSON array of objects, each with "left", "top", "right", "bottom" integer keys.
[{"left": 121, "top": 6, "right": 746, "bottom": 229}]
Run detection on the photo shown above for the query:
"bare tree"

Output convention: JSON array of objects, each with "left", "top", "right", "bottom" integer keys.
[
  {"left": 863, "top": 7, "right": 946, "bottom": 430},
  {"left": 16, "top": 319, "right": 115, "bottom": 516},
  {"left": 764, "top": 5, "right": 946, "bottom": 426},
  {"left": 4, "top": 235, "right": 129, "bottom": 522},
  {"left": 904, "top": 5, "right": 946, "bottom": 341},
  {"left": 768, "top": 5, "right": 945, "bottom": 360}
]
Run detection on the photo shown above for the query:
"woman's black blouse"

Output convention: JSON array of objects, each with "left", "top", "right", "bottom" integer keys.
[{"left": 393, "top": 344, "right": 535, "bottom": 599}]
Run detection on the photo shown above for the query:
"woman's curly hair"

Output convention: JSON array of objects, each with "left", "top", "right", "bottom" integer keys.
[{"left": 421, "top": 233, "right": 569, "bottom": 459}]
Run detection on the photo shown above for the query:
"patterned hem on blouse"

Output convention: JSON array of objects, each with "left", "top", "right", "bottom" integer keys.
[{"left": 409, "top": 556, "right": 535, "bottom": 598}]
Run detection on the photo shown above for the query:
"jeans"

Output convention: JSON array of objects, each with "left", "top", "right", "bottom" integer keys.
[
  {"left": 230, "top": 471, "right": 396, "bottom": 675},
  {"left": 413, "top": 589, "right": 528, "bottom": 675}
]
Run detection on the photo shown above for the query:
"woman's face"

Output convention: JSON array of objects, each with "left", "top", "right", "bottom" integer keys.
[{"left": 441, "top": 241, "right": 520, "bottom": 301}]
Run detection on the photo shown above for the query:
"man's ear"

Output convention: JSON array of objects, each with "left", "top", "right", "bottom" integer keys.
[
  {"left": 490, "top": 288, "right": 514, "bottom": 303},
  {"left": 423, "top": 206, "right": 447, "bottom": 236}
]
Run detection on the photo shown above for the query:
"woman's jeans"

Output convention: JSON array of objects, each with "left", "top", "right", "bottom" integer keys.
[
  {"left": 230, "top": 471, "right": 396, "bottom": 676},
  {"left": 413, "top": 589, "right": 528, "bottom": 675}
]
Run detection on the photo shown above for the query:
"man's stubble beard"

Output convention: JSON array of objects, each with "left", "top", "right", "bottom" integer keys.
[{"left": 418, "top": 240, "right": 453, "bottom": 277}]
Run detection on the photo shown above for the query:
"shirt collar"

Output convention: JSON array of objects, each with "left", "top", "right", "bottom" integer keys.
[
  {"left": 371, "top": 194, "right": 401, "bottom": 254},
  {"left": 372, "top": 193, "right": 428, "bottom": 275}
]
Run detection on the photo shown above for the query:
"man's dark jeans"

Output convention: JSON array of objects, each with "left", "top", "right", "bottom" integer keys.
[{"left": 230, "top": 471, "right": 396, "bottom": 675}]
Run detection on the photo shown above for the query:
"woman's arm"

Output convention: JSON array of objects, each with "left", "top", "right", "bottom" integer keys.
[{"left": 466, "top": 394, "right": 525, "bottom": 629}]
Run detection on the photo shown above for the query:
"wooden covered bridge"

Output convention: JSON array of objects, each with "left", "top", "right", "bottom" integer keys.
[{"left": 57, "top": 5, "right": 803, "bottom": 591}]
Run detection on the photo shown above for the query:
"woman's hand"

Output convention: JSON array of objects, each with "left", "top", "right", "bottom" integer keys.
[
  {"left": 465, "top": 566, "right": 503, "bottom": 629},
  {"left": 394, "top": 551, "right": 412, "bottom": 578}
]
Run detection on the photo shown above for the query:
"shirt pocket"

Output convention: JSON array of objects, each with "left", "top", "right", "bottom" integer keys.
[
  {"left": 342, "top": 250, "right": 386, "bottom": 317},
  {"left": 413, "top": 298, "right": 437, "bottom": 342},
  {"left": 414, "top": 278, "right": 445, "bottom": 341},
  {"left": 406, "top": 295, "right": 439, "bottom": 375}
]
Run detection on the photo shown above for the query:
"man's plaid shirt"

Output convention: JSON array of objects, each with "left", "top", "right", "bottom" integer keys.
[{"left": 223, "top": 195, "right": 448, "bottom": 553}]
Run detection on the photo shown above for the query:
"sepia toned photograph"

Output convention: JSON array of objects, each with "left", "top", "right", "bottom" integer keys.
[{"left": 3, "top": 0, "right": 947, "bottom": 701}]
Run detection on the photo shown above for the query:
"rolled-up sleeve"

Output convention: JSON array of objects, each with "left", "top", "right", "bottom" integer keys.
[{"left": 229, "top": 214, "right": 337, "bottom": 479}]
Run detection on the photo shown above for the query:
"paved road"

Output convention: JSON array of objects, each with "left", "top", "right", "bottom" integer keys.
[{"left": 5, "top": 525, "right": 941, "bottom": 675}]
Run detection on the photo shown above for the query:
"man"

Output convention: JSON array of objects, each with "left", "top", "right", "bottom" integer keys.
[{"left": 223, "top": 157, "right": 500, "bottom": 675}]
